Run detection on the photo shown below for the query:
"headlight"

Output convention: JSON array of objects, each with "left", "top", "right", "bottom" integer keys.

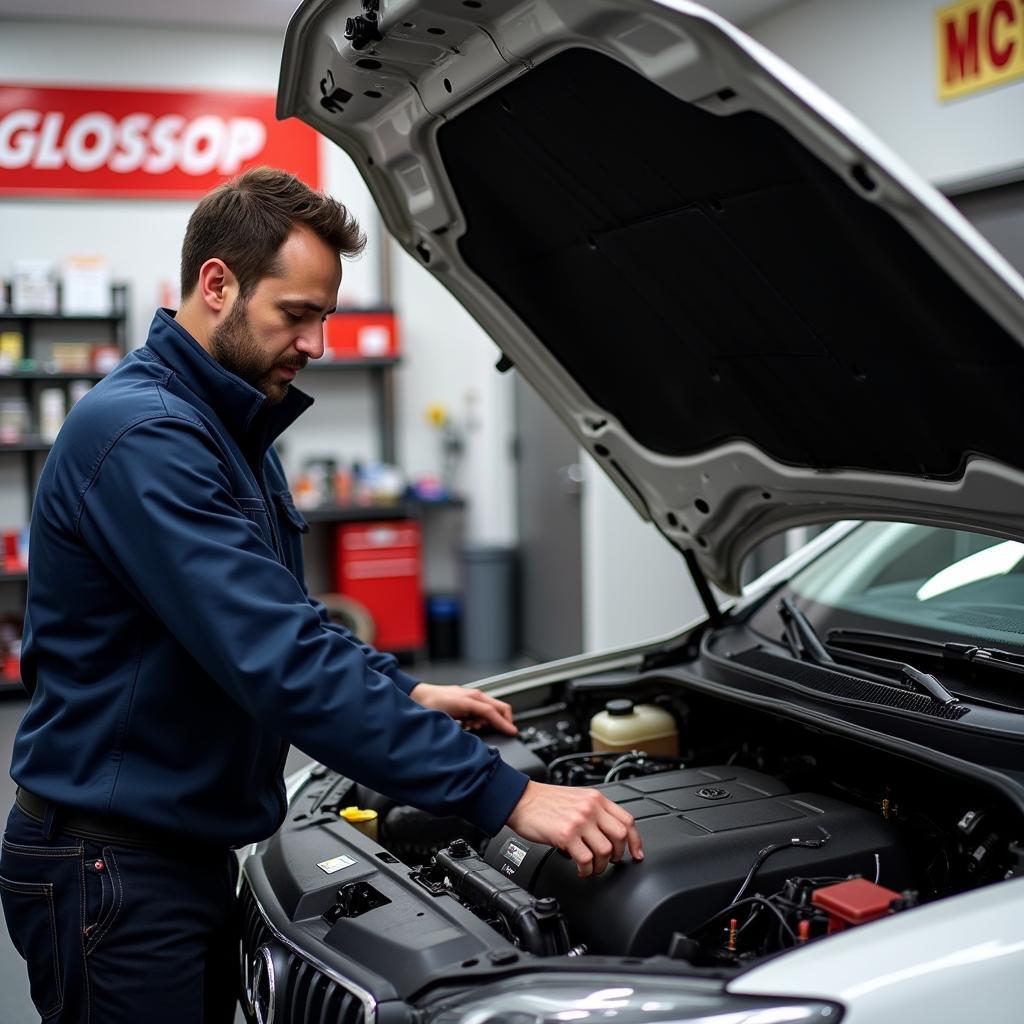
[{"left": 422, "top": 975, "right": 842, "bottom": 1024}]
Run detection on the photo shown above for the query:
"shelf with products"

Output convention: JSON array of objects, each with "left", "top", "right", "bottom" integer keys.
[
  {"left": 0, "top": 437, "right": 54, "bottom": 453},
  {"left": 0, "top": 310, "right": 126, "bottom": 323},
  {"left": 0, "top": 371, "right": 107, "bottom": 382},
  {"left": 305, "top": 357, "right": 400, "bottom": 371},
  {"left": 313, "top": 308, "right": 400, "bottom": 464},
  {"left": 0, "top": 280, "right": 129, "bottom": 690},
  {"left": 293, "top": 306, "right": 460, "bottom": 662},
  {"left": 0, "top": 526, "right": 28, "bottom": 689},
  {"left": 299, "top": 496, "right": 465, "bottom": 524},
  {"left": 0, "top": 280, "right": 128, "bottom": 485}
]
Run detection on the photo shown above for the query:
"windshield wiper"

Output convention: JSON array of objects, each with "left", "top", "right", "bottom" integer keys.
[
  {"left": 828, "top": 628, "right": 1024, "bottom": 676},
  {"left": 778, "top": 598, "right": 956, "bottom": 706},
  {"left": 778, "top": 597, "right": 834, "bottom": 665}
]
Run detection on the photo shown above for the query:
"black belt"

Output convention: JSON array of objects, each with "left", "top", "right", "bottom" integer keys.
[{"left": 15, "top": 787, "right": 206, "bottom": 851}]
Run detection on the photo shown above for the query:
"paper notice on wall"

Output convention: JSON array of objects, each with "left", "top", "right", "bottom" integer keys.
[
  {"left": 62, "top": 256, "right": 111, "bottom": 315},
  {"left": 11, "top": 259, "right": 57, "bottom": 314}
]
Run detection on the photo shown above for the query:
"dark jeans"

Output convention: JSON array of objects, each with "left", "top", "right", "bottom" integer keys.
[{"left": 0, "top": 804, "right": 240, "bottom": 1022}]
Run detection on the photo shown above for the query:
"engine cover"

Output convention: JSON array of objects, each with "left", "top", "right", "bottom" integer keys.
[{"left": 484, "top": 765, "right": 911, "bottom": 956}]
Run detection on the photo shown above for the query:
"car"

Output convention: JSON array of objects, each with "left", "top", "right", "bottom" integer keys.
[{"left": 240, "top": 0, "right": 1024, "bottom": 1021}]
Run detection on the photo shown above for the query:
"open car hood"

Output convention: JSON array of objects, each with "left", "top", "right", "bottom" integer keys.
[{"left": 279, "top": 0, "right": 1024, "bottom": 594}]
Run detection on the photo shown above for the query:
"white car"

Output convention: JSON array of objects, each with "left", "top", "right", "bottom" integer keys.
[{"left": 240, "top": 1, "right": 1024, "bottom": 1021}]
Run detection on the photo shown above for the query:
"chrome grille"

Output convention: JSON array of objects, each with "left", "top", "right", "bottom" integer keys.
[{"left": 239, "top": 877, "right": 368, "bottom": 1024}]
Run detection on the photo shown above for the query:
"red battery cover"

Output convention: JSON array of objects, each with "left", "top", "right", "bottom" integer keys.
[{"left": 811, "top": 878, "right": 901, "bottom": 933}]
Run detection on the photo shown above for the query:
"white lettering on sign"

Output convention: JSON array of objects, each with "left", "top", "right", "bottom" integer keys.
[
  {"left": 36, "top": 112, "right": 63, "bottom": 169},
  {"left": 110, "top": 113, "right": 152, "bottom": 173},
  {"left": 0, "top": 108, "right": 267, "bottom": 176},
  {"left": 0, "top": 109, "right": 37, "bottom": 168},
  {"left": 66, "top": 112, "right": 115, "bottom": 172}
]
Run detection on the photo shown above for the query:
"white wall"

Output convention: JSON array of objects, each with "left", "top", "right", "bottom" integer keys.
[
  {"left": 582, "top": 455, "right": 705, "bottom": 652},
  {"left": 389, "top": 243, "right": 517, "bottom": 546},
  {"left": 0, "top": 19, "right": 513, "bottom": 550},
  {"left": 749, "top": 0, "right": 1024, "bottom": 189}
]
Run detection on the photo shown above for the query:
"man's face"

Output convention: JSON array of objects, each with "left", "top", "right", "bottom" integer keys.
[{"left": 210, "top": 225, "right": 342, "bottom": 405}]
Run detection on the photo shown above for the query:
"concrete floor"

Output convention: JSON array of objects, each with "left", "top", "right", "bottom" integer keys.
[{"left": 0, "top": 661, "right": 510, "bottom": 1021}]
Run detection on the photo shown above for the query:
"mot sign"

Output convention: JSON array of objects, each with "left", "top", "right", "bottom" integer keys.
[
  {"left": 937, "top": 0, "right": 1024, "bottom": 100},
  {"left": 0, "top": 84, "right": 320, "bottom": 198}
]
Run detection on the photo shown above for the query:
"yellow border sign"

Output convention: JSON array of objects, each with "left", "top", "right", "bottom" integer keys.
[{"left": 937, "top": 0, "right": 1024, "bottom": 99}]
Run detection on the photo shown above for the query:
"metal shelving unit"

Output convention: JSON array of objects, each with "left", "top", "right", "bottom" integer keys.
[
  {"left": 0, "top": 283, "right": 128, "bottom": 688},
  {"left": 299, "top": 497, "right": 465, "bottom": 524},
  {"left": 0, "top": 281, "right": 128, "bottom": 516},
  {"left": 303, "top": 356, "right": 400, "bottom": 464}
]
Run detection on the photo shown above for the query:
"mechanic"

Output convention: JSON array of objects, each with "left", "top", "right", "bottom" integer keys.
[{"left": 0, "top": 167, "right": 642, "bottom": 1023}]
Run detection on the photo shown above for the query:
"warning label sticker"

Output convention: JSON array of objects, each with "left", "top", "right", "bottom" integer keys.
[
  {"left": 503, "top": 842, "right": 527, "bottom": 867},
  {"left": 316, "top": 854, "right": 356, "bottom": 874}
]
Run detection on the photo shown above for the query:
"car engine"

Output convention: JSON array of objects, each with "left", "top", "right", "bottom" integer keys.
[
  {"left": 266, "top": 676, "right": 1024, "bottom": 981},
  {"left": 481, "top": 764, "right": 911, "bottom": 958}
]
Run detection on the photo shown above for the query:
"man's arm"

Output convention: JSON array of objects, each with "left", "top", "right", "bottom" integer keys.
[
  {"left": 306, "top": 590, "right": 421, "bottom": 693},
  {"left": 78, "top": 414, "right": 641, "bottom": 870},
  {"left": 307, "top": 593, "right": 516, "bottom": 733},
  {"left": 76, "top": 414, "right": 525, "bottom": 834}
]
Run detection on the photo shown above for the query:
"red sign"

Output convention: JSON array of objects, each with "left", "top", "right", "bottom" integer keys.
[
  {"left": 936, "top": 0, "right": 1024, "bottom": 99},
  {"left": 0, "top": 84, "right": 320, "bottom": 198}
]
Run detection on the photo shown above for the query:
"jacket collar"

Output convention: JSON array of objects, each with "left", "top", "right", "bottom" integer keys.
[{"left": 144, "top": 308, "right": 314, "bottom": 452}]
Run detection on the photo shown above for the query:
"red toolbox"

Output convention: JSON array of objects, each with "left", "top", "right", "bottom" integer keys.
[
  {"left": 334, "top": 522, "right": 425, "bottom": 652},
  {"left": 324, "top": 309, "right": 398, "bottom": 360}
]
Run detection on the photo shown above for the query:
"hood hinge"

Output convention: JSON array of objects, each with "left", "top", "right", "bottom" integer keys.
[{"left": 345, "top": 0, "right": 384, "bottom": 50}]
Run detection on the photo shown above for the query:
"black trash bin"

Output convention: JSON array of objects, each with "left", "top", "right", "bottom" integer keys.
[{"left": 426, "top": 594, "right": 461, "bottom": 662}]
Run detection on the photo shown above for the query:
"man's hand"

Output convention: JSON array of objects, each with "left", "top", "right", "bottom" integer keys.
[
  {"left": 506, "top": 780, "right": 644, "bottom": 877},
  {"left": 409, "top": 682, "right": 517, "bottom": 736}
]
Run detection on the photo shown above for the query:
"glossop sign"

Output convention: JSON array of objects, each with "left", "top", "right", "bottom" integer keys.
[
  {"left": 0, "top": 84, "right": 320, "bottom": 197},
  {"left": 937, "top": 0, "right": 1024, "bottom": 100}
]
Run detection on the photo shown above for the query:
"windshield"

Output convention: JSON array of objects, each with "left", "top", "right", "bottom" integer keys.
[{"left": 783, "top": 522, "right": 1024, "bottom": 649}]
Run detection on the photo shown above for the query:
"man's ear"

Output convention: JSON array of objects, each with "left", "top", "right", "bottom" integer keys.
[{"left": 196, "top": 259, "right": 237, "bottom": 314}]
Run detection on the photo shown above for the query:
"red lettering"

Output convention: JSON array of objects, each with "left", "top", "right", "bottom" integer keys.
[
  {"left": 945, "top": 9, "right": 981, "bottom": 83},
  {"left": 987, "top": 0, "right": 1017, "bottom": 68}
]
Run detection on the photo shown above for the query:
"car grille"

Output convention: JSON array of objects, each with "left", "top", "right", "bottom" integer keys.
[{"left": 239, "top": 877, "right": 369, "bottom": 1024}]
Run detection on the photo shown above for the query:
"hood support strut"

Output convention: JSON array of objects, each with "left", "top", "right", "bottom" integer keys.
[{"left": 683, "top": 548, "right": 722, "bottom": 627}]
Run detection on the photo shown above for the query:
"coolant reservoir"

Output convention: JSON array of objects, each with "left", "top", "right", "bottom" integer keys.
[{"left": 589, "top": 699, "right": 678, "bottom": 757}]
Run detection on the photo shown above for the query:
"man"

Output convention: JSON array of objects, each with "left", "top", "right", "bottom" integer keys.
[{"left": 1, "top": 167, "right": 641, "bottom": 1023}]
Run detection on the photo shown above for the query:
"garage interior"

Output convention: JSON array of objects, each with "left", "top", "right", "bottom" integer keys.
[{"left": 1, "top": 0, "right": 1022, "bottom": 1020}]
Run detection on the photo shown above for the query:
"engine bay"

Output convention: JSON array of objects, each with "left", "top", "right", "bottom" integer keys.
[
  {"left": 483, "top": 763, "right": 912, "bottom": 959},
  {"left": 263, "top": 669, "right": 1024, "bottom": 988}
]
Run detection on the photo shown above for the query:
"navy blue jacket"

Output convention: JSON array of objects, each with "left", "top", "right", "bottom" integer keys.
[{"left": 10, "top": 310, "right": 527, "bottom": 846}]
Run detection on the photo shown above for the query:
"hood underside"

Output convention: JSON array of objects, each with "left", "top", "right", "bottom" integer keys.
[{"left": 279, "top": 0, "right": 1024, "bottom": 593}]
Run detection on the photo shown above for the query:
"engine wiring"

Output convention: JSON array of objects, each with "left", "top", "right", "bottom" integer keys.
[
  {"left": 686, "top": 893, "right": 799, "bottom": 952},
  {"left": 731, "top": 827, "right": 833, "bottom": 903},
  {"left": 546, "top": 749, "right": 689, "bottom": 786}
]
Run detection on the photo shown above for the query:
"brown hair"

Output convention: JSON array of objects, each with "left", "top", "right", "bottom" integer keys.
[{"left": 179, "top": 166, "right": 365, "bottom": 300}]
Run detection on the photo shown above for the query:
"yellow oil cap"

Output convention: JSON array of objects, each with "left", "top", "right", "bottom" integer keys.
[
  {"left": 338, "top": 806, "right": 377, "bottom": 823},
  {"left": 337, "top": 806, "right": 379, "bottom": 840}
]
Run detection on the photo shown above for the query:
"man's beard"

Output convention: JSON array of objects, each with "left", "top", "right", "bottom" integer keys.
[{"left": 209, "top": 298, "right": 304, "bottom": 405}]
